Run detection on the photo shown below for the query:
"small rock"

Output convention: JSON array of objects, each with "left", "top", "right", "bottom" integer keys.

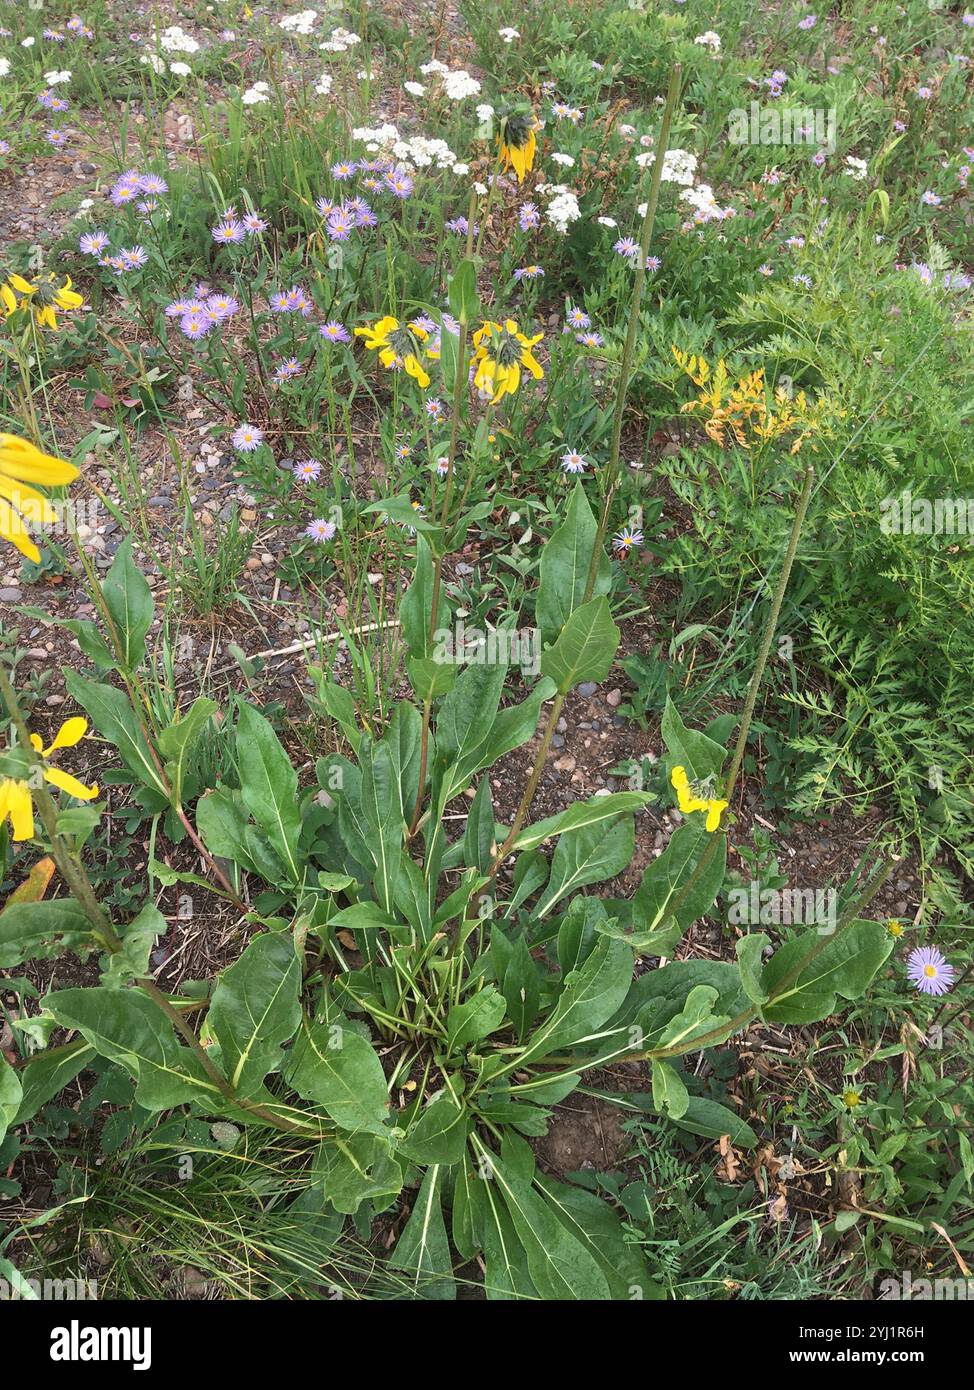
[
  {"left": 551, "top": 734, "right": 565, "bottom": 749},
  {"left": 553, "top": 755, "right": 576, "bottom": 773},
  {"left": 606, "top": 688, "right": 622, "bottom": 707},
  {"left": 578, "top": 682, "right": 598, "bottom": 698}
]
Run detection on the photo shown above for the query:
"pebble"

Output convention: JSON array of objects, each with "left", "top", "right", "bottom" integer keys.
[
  {"left": 551, "top": 734, "right": 565, "bottom": 749},
  {"left": 553, "top": 755, "right": 576, "bottom": 773},
  {"left": 0, "top": 588, "right": 22, "bottom": 602},
  {"left": 606, "top": 688, "right": 622, "bottom": 707},
  {"left": 578, "top": 682, "right": 598, "bottom": 698}
]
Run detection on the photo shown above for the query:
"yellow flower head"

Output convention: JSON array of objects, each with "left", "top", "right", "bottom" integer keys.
[
  {"left": 670, "top": 764, "right": 728, "bottom": 833},
  {"left": 842, "top": 1089, "right": 863, "bottom": 1109},
  {"left": 498, "top": 115, "right": 537, "bottom": 183},
  {"left": 354, "top": 315, "right": 431, "bottom": 389},
  {"left": 0, "top": 432, "right": 78, "bottom": 564},
  {"left": 0, "top": 716, "right": 98, "bottom": 842},
  {"left": 1, "top": 273, "right": 83, "bottom": 331},
  {"left": 887, "top": 919, "right": 905, "bottom": 937},
  {"left": 471, "top": 319, "right": 544, "bottom": 403}
]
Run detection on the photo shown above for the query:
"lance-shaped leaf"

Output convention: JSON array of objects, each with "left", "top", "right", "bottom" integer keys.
[
  {"left": 0, "top": 1055, "right": 23, "bottom": 1146},
  {"left": 632, "top": 817, "right": 726, "bottom": 932},
  {"left": 651, "top": 1059, "right": 689, "bottom": 1119},
  {"left": 207, "top": 933, "right": 302, "bottom": 1097},
  {"left": 64, "top": 672, "right": 168, "bottom": 797},
  {"left": 736, "top": 932, "right": 771, "bottom": 1005},
  {"left": 534, "top": 814, "right": 634, "bottom": 918},
  {"left": 536, "top": 481, "right": 611, "bottom": 647},
  {"left": 101, "top": 536, "right": 154, "bottom": 671},
  {"left": 235, "top": 703, "right": 303, "bottom": 882},
  {"left": 660, "top": 698, "right": 727, "bottom": 783},
  {"left": 398, "top": 1095, "right": 468, "bottom": 1165},
  {"left": 157, "top": 697, "right": 217, "bottom": 808},
  {"left": 540, "top": 596, "right": 619, "bottom": 695},
  {"left": 389, "top": 1165, "right": 456, "bottom": 1300},
  {"left": 13, "top": 1039, "right": 95, "bottom": 1125},
  {"left": 518, "top": 936, "right": 634, "bottom": 1064},
  {"left": 513, "top": 790, "right": 652, "bottom": 852},
  {"left": 446, "top": 986, "right": 507, "bottom": 1053}
]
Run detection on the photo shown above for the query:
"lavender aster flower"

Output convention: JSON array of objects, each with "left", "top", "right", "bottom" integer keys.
[
  {"left": 305, "top": 517, "right": 336, "bottom": 541},
  {"left": 906, "top": 946, "right": 955, "bottom": 996},
  {"left": 212, "top": 217, "right": 246, "bottom": 245},
  {"left": 233, "top": 423, "right": 264, "bottom": 451},
  {"left": 319, "top": 320, "right": 351, "bottom": 343}
]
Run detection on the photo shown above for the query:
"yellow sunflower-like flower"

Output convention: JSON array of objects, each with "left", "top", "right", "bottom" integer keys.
[
  {"left": 354, "top": 315, "right": 432, "bottom": 389},
  {"left": 0, "top": 432, "right": 78, "bottom": 563},
  {"left": 498, "top": 114, "right": 537, "bottom": 183},
  {"left": 1, "top": 272, "right": 84, "bottom": 331},
  {"left": 0, "top": 717, "right": 99, "bottom": 842},
  {"left": 670, "top": 764, "right": 728, "bottom": 833},
  {"left": 471, "top": 319, "right": 544, "bottom": 403}
]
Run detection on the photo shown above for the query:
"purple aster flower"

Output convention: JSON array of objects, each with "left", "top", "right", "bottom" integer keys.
[
  {"left": 212, "top": 218, "right": 246, "bottom": 245},
  {"left": 285, "top": 287, "right": 313, "bottom": 316},
  {"left": 274, "top": 357, "right": 303, "bottom": 381},
  {"left": 383, "top": 166, "right": 414, "bottom": 199},
  {"left": 319, "top": 320, "right": 351, "bottom": 343},
  {"left": 565, "top": 306, "right": 590, "bottom": 329},
  {"left": 232, "top": 423, "right": 264, "bottom": 451},
  {"left": 613, "top": 236, "right": 640, "bottom": 259},
  {"left": 139, "top": 173, "right": 168, "bottom": 195},
  {"left": 906, "top": 946, "right": 955, "bottom": 996},
  {"left": 561, "top": 449, "right": 588, "bottom": 473},
  {"left": 916, "top": 86, "right": 932, "bottom": 99},
  {"left": 519, "top": 202, "right": 540, "bottom": 230},
  {"left": 315, "top": 197, "right": 338, "bottom": 217},
  {"left": 514, "top": 264, "right": 545, "bottom": 281},
  {"left": 270, "top": 291, "right": 291, "bottom": 313},
  {"left": 206, "top": 294, "right": 240, "bottom": 320},
  {"left": 165, "top": 298, "right": 201, "bottom": 318},
  {"left": 798, "top": 14, "right": 817, "bottom": 29},
  {"left": 180, "top": 311, "right": 212, "bottom": 340},
  {"left": 79, "top": 230, "right": 109, "bottom": 255},
  {"left": 921, "top": 190, "right": 942, "bottom": 206},
  {"left": 119, "top": 245, "right": 149, "bottom": 269},
  {"left": 46, "top": 129, "right": 69, "bottom": 147},
  {"left": 576, "top": 330, "right": 604, "bottom": 347},
  {"left": 242, "top": 211, "right": 268, "bottom": 233},
  {"left": 613, "top": 526, "right": 643, "bottom": 552},
  {"left": 110, "top": 180, "right": 140, "bottom": 207},
  {"left": 425, "top": 398, "right": 445, "bottom": 420},
  {"left": 331, "top": 160, "right": 357, "bottom": 180},
  {"left": 305, "top": 517, "right": 336, "bottom": 541},
  {"left": 293, "top": 458, "right": 322, "bottom": 482},
  {"left": 326, "top": 207, "right": 355, "bottom": 240}
]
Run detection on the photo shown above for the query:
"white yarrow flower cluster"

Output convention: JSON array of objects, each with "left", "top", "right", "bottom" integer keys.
[
  {"left": 476, "top": 102, "right": 495, "bottom": 122},
  {"left": 538, "top": 183, "right": 581, "bottom": 234},
  {"left": 319, "top": 26, "right": 361, "bottom": 51},
  {"left": 392, "top": 134, "right": 462, "bottom": 170},
  {"left": 420, "top": 59, "right": 450, "bottom": 76},
  {"left": 694, "top": 31, "right": 721, "bottom": 51},
  {"left": 551, "top": 152, "right": 575, "bottom": 167},
  {"left": 441, "top": 68, "right": 481, "bottom": 100},
  {"left": 0, "top": 58, "right": 10, "bottom": 78},
  {"left": 169, "top": 61, "right": 192, "bottom": 76},
  {"left": 404, "top": 80, "right": 425, "bottom": 96},
  {"left": 635, "top": 147, "right": 697, "bottom": 185},
  {"left": 351, "top": 122, "right": 400, "bottom": 152},
  {"left": 681, "top": 182, "right": 733, "bottom": 223},
  {"left": 279, "top": 10, "right": 317, "bottom": 35},
  {"left": 45, "top": 68, "right": 73, "bottom": 84},
  {"left": 314, "top": 73, "right": 332, "bottom": 96},
  {"left": 158, "top": 25, "right": 200, "bottom": 53},
  {"left": 498, "top": 27, "right": 520, "bottom": 42},
  {"left": 844, "top": 155, "right": 868, "bottom": 180},
  {"left": 242, "top": 80, "right": 271, "bottom": 104}
]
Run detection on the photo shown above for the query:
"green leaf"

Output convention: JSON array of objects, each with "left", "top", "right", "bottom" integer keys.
[
  {"left": 0, "top": 1055, "right": 23, "bottom": 1147},
  {"left": 400, "top": 535, "right": 436, "bottom": 662},
  {"left": 736, "top": 932, "right": 771, "bottom": 1005},
  {"left": 102, "top": 903, "right": 165, "bottom": 988},
  {"left": 448, "top": 258, "right": 480, "bottom": 326},
  {"left": 463, "top": 776, "right": 495, "bottom": 872},
  {"left": 157, "top": 697, "right": 217, "bottom": 808},
  {"left": 651, "top": 1059, "right": 689, "bottom": 1120},
  {"left": 101, "top": 536, "right": 154, "bottom": 671},
  {"left": 660, "top": 698, "right": 726, "bottom": 784},
  {"left": 43, "top": 988, "right": 221, "bottom": 1111},
  {"left": 314, "top": 1133, "right": 403, "bottom": 1215},
  {"left": 64, "top": 672, "right": 168, "bottom": 797},
  {"left": 519, "top": 937, "right": 634, "bottom": 1064},
  {"left": 760, "top": 920, "right": 894, "bottom": 1024},
  {"left": 0, "top": 901, "right": 93, "bottom": 969},
  {"left": 285, "top": 1011, "right": 391, "bottom": 1135},
  {"left": 446, "top": 987, "right": 507, "bottom": 1054},
  {"left": 535, "top": 1176, "right": 662, "bottom": 1300},
  {"left": 536, "top": 481, "right": 611, "bottom": 647},
  {"left": 398, "top": 1095, "right": 468, "bottom": 1164},
  {"left": 513, "top": 791, "right": 652, "bottom": 852},
  {"left": 310, "top": 674, "right": 362, "bottom": 755},
  {"left": 534, "top": 814, "right": 635, "bottom": 918},
  {"left": 389, "top": 1166, "right": 456, "bottom": 1300},
  {"left": 480, "top": 1177, "right": 536, "bottom": 1299},
  {"left": 501, "top": 936, "right": 541, "bottom": 1040},
  {"left": 13, "top": 1040, "right": 95, "bottom": 1124},
  {"left": 632, "top": 818, "right": 726, "bottom": 932},
  {"left": 207, "top": 933, "right": 302, "bottom": 1098},
  {"left": 540, "top": 596, "right": 620, "bottom": 695},
  {"left": 655, "top": 984, "right": 731, "bottom": 1051},
  {"left": 235, "top": 703, "right": 303, "bottom": 882},
  {"left": 362, "top": 495, "right": 442, "bottom": 535}
]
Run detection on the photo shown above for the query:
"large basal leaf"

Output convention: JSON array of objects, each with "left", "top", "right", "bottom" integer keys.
[
  {"left": 534, "top": 814, "right": 635, "bottom": 918},
  {"left": 651, "top": 1058, "right": 690, "bottom": 1119},
  {"left": 535, "top": 1175, "right": 663, "bottom": 1300},
  {"left": 0, "top": 1055, "right": 23, "bottom": 1146},
  {"left": 535, "top": 481, "right": 611, "bottom": 647},
  {"left": 513, "top": 791, "right": 653, "bottom": 852},
  {"left": 12, "top": 1040, "right": 95, "bottom": 1125},
  {"left": 519, "top": 936, "right": 634, "bottom": 1064},
  {"left": 313, "top": 1133, "right": 403, "bottom": 1215},
  {"left": 207, "top": 933, "right": 302, "bottom": 1098},
  {"left": 398, "top": 1095, "right": 469, "bottom": 1165},
  {"left": 446, "top": 987, "right": 507, "bottom": 1054},
  {"left": 284, "top": 1012, "right": 391, "bottom": 1136},
  {"left": 760, "top": 920, "right": 894, "bottom": 1024},
  {"left": 388, "top": 1165, "right": 456, "bottom": 1300},
  {"left": 540, "top": 596, "right": 620, "bottom": 695},
  {"left": 64, "top": 672, "right": 168, "bottom": 797},
  {"left": 102, "top": 902, "right": 165, "bottom": 988},
  {"left": 0, "top": 901, "right": 93, "bottom": 969},
  {"left": 235, "top": 704, "right": 303, "bottom": 882},
  {"left": 43, "top": 987, "right": 221, "bottom": 1111},
  {"left": 632, "top": 817, "right": 727, "bottom": 933},
  {"left": 101, "top": 535, "right": 154, "bottom": 672},
  {"left": 609, "top": 959, "right": 748, "bottom": 1041},
  {"left": 480, "top": 1174, "right": 537, "bottom": 1299},
  {"left": 156, "top": 697, "right": 217, "bottom": 809},
  {"left": 358, "top": 703, "right": 422, "bottom": 910}
]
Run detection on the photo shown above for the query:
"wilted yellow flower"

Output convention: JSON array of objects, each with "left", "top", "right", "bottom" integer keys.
[
  {"left": 0, "top": 717, "right": 99, "bottom": 842},
  {"left": 1, "top": 272, "right": 83, "bottom": 331},
  {"left": 498, "top": 115, "right": 537, "bottom": 183},
  {"left": 354, "top": 315, "right": 432, "bottom": 389},
  {"left": 471, "top": 319, "right": 543, "bottom": 403},
  {"left": 0, "top": 432, "right": 78, "bottom": 563},
  {"left": 670, "top": 764, "right": 728, "bottom": 833}
]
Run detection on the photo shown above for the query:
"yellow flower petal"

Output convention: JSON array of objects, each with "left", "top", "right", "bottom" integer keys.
[
  {"left": 42, "top": 716, "right": 88, "bottom": 755},
  {"left": 0, "top": 498, "right": 41, "bottom": 563},
  {"left": 0, "top": 284, "right": 17, "bottom": 315},
  {"left": 8, "top": 274, "right": 36, "bottom": 296},
  {"left": 705, "top": 800, "right": 729, "bottom": 832},
  {"left": 0, "top": 433, "right": 78, "bottom": 486},
  {"left": 6, "top": 779, "right": 35, "bottom": 841},
  {"left": 43, "top": 767, "right": 99, "bottom": 801}
]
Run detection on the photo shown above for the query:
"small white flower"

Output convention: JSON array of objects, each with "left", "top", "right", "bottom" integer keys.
[
  {"left": 22, "top": 37, "right": 35, "bottom": 48},
  {"left": 551, "top": 152, "right": 575, "bottom": 167},
  {"left": 597, "top": 215, "right": 617, "bottom": 227},
  {"left": 45, "top": 69, "right": 72, "bottom": 85},
  {"left": 0, "top": 58, "right": 9, "bottom": 77},
  {"left": 404, "top": 80, "right": 425, "bottom": 96},
  {"left": 476, "top": 102, "right": 495, "bottom": 122},
  {"left": 498, "top": 26, "right": 520, "bottom": 42},
  {"left": 694, "top": 30, "right": 721, "bottom": 51},
  {"left": 169, "top": 61, "right": 192, "bottom": 76}
]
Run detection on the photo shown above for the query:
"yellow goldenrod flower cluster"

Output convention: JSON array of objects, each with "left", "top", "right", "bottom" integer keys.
[
  {"left": 0, "top": 432, "right": 78, "bottom": 563},
  {"left": 672, "top": 347, "right": 841, "bottom": 452},
  {"left": 670, "top": 764, "right": 728, "bottom": 833},
  {"left": 471, "top": 319, "right": 544, "bottom": 403},
  {"left": 355, "top": 316, "right": 434, "bottom": 389},
  {"left": 1, "top": 272, "right": 84, "bottom": 331},
  {"left": 0, "top": 717, "right": 99, "bottom": 842}
]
